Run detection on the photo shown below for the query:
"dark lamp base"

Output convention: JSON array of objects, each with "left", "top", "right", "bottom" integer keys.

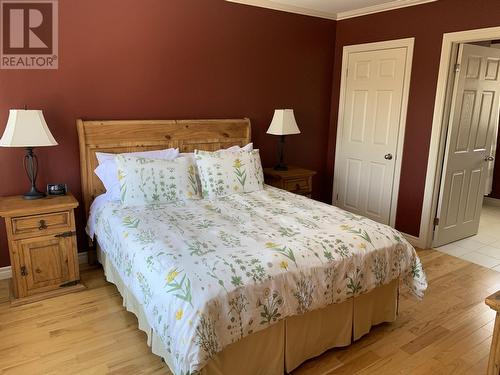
[
  {"left": 274, "top": 164, "right": 288, "bottom": 171},
  {"left": 23, "top": 188, "right": 45, "bottom": 200},
  {"left": 23, "top": 147, "right": 45, "bottom": 200},
  {"left": 273, "top": 134, "right": 290, "bottom": 172}
]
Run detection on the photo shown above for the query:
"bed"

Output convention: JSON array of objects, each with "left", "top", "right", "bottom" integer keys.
[{"left": 77, "top": 118, "right": 427, "bottom": 375}]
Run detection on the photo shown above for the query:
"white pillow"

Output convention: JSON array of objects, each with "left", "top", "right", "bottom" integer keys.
[
  {"left": 227, "top": 143, "right": 253, "bottom": 152},
  {"left": 116, "top": 155, "right": 201, "bottom": 207},
  {"left": 179, "top": 143, "right": 254, "bottom": 197},
  {"left": 195, "top": 149, "right": 264, "bottom": 199},
  {"left": 178, "top": 143, "right": 253, "bottom": 158},
  {"left": 94, "top": 148, "right": 179, "bottom": 200},
  {"left": 96, "top": 148, "right": 179, "bottom": 165}
]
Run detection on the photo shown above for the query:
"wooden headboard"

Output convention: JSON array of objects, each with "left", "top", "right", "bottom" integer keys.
[{"left": 77, "top": 118, "right": 252, "bottom": 218}]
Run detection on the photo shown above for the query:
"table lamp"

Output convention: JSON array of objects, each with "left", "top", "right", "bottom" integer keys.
[
  {"left": 0, "top": 109, "right": 58, "bottom": 199},
  {"left": 267, "top": 109, "right": 300, "bottom": 171}
]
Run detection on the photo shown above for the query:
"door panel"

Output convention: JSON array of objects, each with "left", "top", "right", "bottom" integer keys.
[
  {"left": 19, "top": 235, "right": 76, "bottom": 296},
  {"left": 30, "top": 241, "right": 64, "bottom": 284},
  {"left": 456, "top": 91, "right": 476, "bottom": 152},
  {"left": 335, "top": 46, "right": 409, "bottom": 224},
  {"left": 373, "top": 90, "right": 393, "bottom": 145},
  {"left": 379, "top": 59, "right": 396, "bottom": 78},
  {"left": 349, "top": 90, "right": 368, "bottom": 142},
  {"left": 444, "top": 171, "right": 464, "bottom": 228},
  {"left": 366, "top": 161, "right": 386, "bottom": 218},
  {"left": 345, "top": 158, "right": 362, "bottom": 209},
  {"left": 464, "top": 168, "right": 482, "bottom": 222},
  {"left": 475, "top": 91, "right": 495, "bottom": 149},
  {"left": 434, "top": 44, "right": 500, "bottom": 246},
  {"left": 486, "top": 58, "right": 500, "bottom": 80}
]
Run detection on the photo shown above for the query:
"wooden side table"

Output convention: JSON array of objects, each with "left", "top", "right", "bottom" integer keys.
[
  {"left": 263, "top": 166, "right": 316, "bottom": 198},
  {"left": 0, "top": 193, "right": 85, "bottom": 305},
  {"left": 486, "top": 291, "right": 500, "bottom": 374}
]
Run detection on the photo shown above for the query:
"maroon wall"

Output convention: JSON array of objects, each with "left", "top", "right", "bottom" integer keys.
[
  {"left": 491, "top": 125, "right": 500, "bottom": 199},
  {"left": 0, "top": 0, "right": 335, "bottom": 267},
  {"left": 327, "top": 0, "right": 500, "bottom": 237}
]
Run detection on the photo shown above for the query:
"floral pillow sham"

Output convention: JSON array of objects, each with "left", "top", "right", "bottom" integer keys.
[
  {"left": 94, "top": 148, "right": 179, "bottom": 201},
  {"left": 194, "top": 149, "right": 264, "bottom": 199},
  {"left": 115, "top": 155, "right": 201, "bottom": 207}
]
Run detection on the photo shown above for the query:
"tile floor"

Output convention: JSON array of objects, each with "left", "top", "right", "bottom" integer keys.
[{"left": 435, "top": 201, "right": 500, "bottom": 271}]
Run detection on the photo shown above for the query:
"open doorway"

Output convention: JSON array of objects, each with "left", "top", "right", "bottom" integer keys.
[
  {"left": 434, "top": 40, "right": 500, "bottom": 269},
  {"left": 437, "top": 200, "right": 500, "bottom": 270}
]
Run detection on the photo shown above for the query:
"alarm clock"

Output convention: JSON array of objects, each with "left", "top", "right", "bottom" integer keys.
[{"left": 47, "top": 183, "right": 68, "bottom": 196}]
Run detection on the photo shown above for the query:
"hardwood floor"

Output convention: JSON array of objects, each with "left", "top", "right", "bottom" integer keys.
[{"left": 0, "top": 249, "right": 499, "bottom": 374}]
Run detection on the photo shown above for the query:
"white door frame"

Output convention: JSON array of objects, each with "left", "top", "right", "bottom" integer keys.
[
  {"left": 333, "top": 37, "right": 415, "bottom": 229},
  {"left": 420, "top": 26, "right": 500, "bottom": 248}
]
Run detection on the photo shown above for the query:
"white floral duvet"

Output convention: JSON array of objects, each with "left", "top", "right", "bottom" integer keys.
[{"left": 92, "top": 186, "right": 427, "bottom": 375}]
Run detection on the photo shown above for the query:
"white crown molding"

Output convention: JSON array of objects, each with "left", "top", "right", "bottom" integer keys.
[
  {"left": 226, "top": 0, "right": 336, "bottom": 20},
  {"left": 226, "top": 0, "right": 437, "bottom": 21},
  {"left": 336, "top": 0, "right": 437, "bottom": 20}
]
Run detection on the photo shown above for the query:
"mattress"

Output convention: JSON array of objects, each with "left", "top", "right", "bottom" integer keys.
[{"left": 90, "top": 186, "right": 427, "bottom": 375}]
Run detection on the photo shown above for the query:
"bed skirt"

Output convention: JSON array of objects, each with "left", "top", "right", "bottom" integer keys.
[{"left": 97, "top": 247, "right": 399, "bottom": 375}]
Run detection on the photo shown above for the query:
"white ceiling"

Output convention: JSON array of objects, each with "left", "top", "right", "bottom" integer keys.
[{"left": 226, "top": 0, "right": 437, "bottom": 20}]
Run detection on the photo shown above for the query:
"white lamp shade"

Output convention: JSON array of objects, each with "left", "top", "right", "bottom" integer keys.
[
  {"left": 0, "top": 109, "right": 57, "bottom": 147},
  {"left": 267, "top": 109, "right": 300, "bottom": 136}
]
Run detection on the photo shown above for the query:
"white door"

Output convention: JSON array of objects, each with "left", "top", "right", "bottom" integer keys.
[
  {"left": 434, "top": 44, "right": 500, "bottom": 247},
  {"left": 334, "top": 45, "right": 411, "bottom": 225}
]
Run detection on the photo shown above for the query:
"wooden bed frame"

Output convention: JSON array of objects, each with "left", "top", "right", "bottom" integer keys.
[
  {"left": 76, "top": 118, "right": 399, "bottom": 375},
  {"left": 77, "top": 118, "right": 251, "bottom": 219}
]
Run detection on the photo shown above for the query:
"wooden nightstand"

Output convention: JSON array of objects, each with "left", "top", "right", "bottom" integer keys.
[
  {"left": 0, "top": 193, "right": 85, "bottom": 305},
  {"left": 264, "top": 166, "right": 316, "bottom": 197},
  {"left": 486, "top": 290, "right": 500, "bottom": 374}
]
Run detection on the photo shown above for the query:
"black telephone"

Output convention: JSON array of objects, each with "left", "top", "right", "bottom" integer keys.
[{"left": 47, "top": 183, "right": 68, "bottom": 196}]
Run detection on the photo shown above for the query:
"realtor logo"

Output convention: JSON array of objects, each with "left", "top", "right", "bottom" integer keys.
[{"left": 1, "top": 0, "right": 58, "bottom": 69}]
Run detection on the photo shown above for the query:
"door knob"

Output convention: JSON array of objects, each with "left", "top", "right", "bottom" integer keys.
[
  {"left": 384, "top": 153, "right": 393, "bottom": 160},
  {"left": 485, "top": 156, "right": 495, "bottom": 162}
]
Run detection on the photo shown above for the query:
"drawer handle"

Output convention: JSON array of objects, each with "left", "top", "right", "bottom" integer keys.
[
  {"left": 55, "top": 231, "right": 76, "bottom": 238},
  {"left": 35, "top": 268, "right": 42, "bottom": 274},
  {"left": 295, "top": 183, "right": 301, "bottom": 191},
  {"left": 38, "top": 220, "right": 47, "bottom": 230}
]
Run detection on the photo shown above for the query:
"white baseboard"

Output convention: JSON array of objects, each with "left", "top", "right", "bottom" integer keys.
[
  {"left": 0, "top": 251, "right": 88, "bottom": 281},
  {"left": 78, "top": 251, "right": 88, "bottom": 265},
  {"left": 403, "top": 232, "right": 425, "bottom": 249},
  {"left": 0, "top": 266, "right": 11, "bottom": 280},
  {"left": 484, "top": 196, "right": 500, "bottom": 207}
]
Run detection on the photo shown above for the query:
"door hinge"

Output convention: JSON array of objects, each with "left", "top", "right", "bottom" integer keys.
[
  {"left": 55, "top": 231, "right": 76, "bottom": 238},
  {"left": 454, "top": 63, "right": 460, "bottom": 73},
  {"left": 60, "top": 280, "right": 79, "bottom": 288},
  {"left": 20, "top": 266, "right": 28, "bottom": 277},
  {"left": 433, "top": 217, "right": 440, "bottom": 227}
]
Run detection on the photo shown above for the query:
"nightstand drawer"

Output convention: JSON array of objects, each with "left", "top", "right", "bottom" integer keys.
[
  {"left": 283, "top": 178, "right": 311, "bottom": 193},
  {"left": 12, "top": 211, "right": 72, "bottom": 238},
  {"left": 263, "top": 166, "right": 316, "bottom": 197}
]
